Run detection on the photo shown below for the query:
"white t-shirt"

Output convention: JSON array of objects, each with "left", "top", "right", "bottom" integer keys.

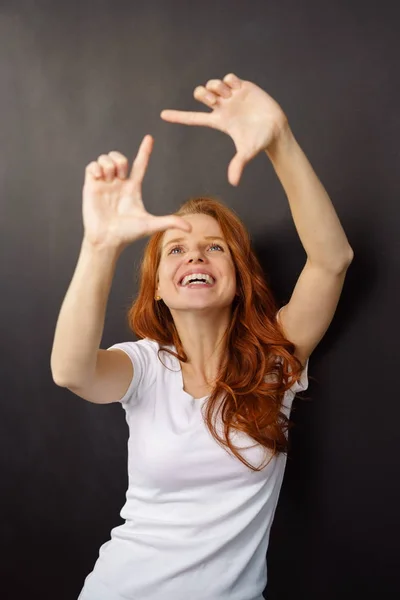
[{"left": 78, "top": 338, "right": 309, "bottom": 600}]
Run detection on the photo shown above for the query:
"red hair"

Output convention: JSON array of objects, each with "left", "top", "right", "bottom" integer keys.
[{"left": 128, "top": 197, "right": 305, "bottom": 471}]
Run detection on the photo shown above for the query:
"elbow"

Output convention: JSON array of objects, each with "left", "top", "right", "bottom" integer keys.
[
  {"left": 341, "top": 247, "right": 354, "bottom": 270},
  {"left": 309, "top": 249, "right": 354, "bottom": 273},
  {"left": 50, "top": 358, "right": 72, "bottom": 389},
  {"left": 332, "top": 247, "right": 355, "bottom": 273},
  {"left": 346, "top": 246, "right": 355, "bottom": 264},
  {"left": 51, "top": 370, "right": 70, "bottom": 388}
]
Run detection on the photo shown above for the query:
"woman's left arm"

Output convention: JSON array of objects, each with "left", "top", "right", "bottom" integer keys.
[
  {"left": 266, "top": 123, "right": 353, "bottom": 270},
  {"left": 161, "top": 73, "right": 354, "bottom": 365},
  {"left": 265, "top": 124, "right": 354, "bottom": 366}
]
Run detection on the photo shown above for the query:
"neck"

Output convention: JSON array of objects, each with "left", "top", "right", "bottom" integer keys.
[{"left": 171, "top": 307, "right": 231, "bottom": 383}]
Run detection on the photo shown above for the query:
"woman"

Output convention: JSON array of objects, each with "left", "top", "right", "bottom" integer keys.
[{"left": 51, "top": 73, "right": 353, "bottom": 600}]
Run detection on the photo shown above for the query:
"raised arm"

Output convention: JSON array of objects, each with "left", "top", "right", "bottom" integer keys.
[
  {"left": 161, "top": 73, "right": 354, "bottom": 365},
  {"left": 50, "top": 135, "right": 191, "bottom": 403}
]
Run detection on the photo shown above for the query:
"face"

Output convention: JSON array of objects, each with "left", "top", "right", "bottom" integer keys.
[{"left": 155, "top": 214, "right": 237, "bottom": 312}]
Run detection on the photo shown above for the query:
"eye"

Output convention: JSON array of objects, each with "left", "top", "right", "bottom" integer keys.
[
  {"left": 169, "top": 246, "right": 183, "bottom": 254},
  {"left": 209, "top": 243, "right": 224, "bottom": 251},
  {"left": 169, "top": 242, "right": 224, "bottom": 255}
]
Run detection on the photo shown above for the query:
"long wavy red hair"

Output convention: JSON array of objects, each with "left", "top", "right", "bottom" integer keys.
[{"left": 128, "top": 197, "right": 305, "bottom": 471}]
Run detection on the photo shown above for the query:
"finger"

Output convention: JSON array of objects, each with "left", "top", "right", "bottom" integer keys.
[
  {"left": 85, "top": 161, "right": 103, "bottom": 181},
  {"left": 108, "top": 151, "right": 129, "bottom": 179},
  {"left": 223, "top": 73, "right": 242, "bottom": 90},
  {"left": 194, "top": 85, "right": 219, "bottom": 108},
  {"left": 97, "top": 154, "right": 118, "bottom": 182},
  {"left": 129, "top": 134, "right": 154, "bottom": 182},
  {"left": 148, "top": 215, "right": 192, "bottom": 235},
  {"left": 160, "top": 109, "right": 212, "bottom": 127},
  {"left": 228, "top": 153, "right": 246, "bottom": 187},
  {"left": 205, "top": 79, "right": 232, "bottom": 98}
]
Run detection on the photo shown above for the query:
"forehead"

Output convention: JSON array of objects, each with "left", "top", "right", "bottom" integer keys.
[{"left": 162, "top": 214, "right": 224, "bottom": 247}]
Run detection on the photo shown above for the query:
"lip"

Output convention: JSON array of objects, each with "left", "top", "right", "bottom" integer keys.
[{"left": 177, "top": 268, "right": 216, "bottom": 286}]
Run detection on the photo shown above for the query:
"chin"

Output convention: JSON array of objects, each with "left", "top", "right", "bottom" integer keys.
[{"left": 170, "top": 298, "right": 235, "bottom": 311}]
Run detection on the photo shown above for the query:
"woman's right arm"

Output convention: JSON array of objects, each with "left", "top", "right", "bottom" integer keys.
[
  {"left": 50, "top": 239, "right": 133, "bottom": 404},
  {"left": 50, "top": 135, "right": 192, "bottom": 404}
]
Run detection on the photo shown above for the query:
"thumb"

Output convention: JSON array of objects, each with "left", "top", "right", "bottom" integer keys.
[
  {"left": 227, "top": 153, "right": 246, "bottom": 187},
  {"left": 147, "top": 215, "right": 192, "bottom": 235}
]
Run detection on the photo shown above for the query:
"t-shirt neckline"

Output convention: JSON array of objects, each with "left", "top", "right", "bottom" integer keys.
[{"left": 167, "top": 344, "right": 209, "bottom": 403}]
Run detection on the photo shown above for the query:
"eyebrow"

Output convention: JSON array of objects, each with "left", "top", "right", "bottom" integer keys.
[{"left": 162, "top": 235, "right": 226, "bottom": 250}]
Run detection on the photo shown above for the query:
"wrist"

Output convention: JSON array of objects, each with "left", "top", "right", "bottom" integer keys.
[
  {"left": 265, "top": 119, "right": 297, "bottom": 161},
  {"left": 81, "top": 236, "right": 124, "bottom": 260}
]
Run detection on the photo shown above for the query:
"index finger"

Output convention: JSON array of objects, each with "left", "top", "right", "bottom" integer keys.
[
  {"left": 129, "top": 134, "right": 154, "bottom": 181},
  {"left": 160, "top": 109, "right": 212, "bottom": 127}
]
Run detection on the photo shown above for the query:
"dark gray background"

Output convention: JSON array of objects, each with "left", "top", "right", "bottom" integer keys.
[{"left": 1, "top": 0, "right": 399, "bottom": 598}]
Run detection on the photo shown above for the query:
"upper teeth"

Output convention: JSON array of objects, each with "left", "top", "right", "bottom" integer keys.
[{"left": 181, "top": 273, "right": 215, "bottom": 286}]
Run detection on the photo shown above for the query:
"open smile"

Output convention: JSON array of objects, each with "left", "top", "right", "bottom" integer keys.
[
  {"left": 179, "top": 281, "right": 216, "bottom": 289},
  {"left": 178, "top": 273, "right": 217, "bottom": 288}
]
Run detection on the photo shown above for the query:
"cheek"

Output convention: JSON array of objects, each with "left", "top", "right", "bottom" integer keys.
[
  {"left": 226, "top": 260, "right": 237, "bottom": 278},
  {"left": 158, "top": 261, "right": 178, "bottom": 285}
]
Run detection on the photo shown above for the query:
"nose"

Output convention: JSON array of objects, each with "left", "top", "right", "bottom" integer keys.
[{"left": 187, "top": 249, "right": 206, "bottom": 263}]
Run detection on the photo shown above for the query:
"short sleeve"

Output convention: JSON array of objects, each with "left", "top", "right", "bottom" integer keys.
[
  {"left": 107, "top": 339, "right": 157, "bottom": 406},
  {"left": 277, "top": 357, "right": 310, "bottom": 419},
  {"left": 289, "top": 357, "right": 309, "bottom": 394},
  {"left": 275, "top": 307, "right": 309, "bottom": 394}
]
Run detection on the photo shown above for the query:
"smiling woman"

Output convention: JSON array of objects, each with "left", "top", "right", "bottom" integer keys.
[
  {"left": 154, "top": 213, "right": 238, "bottom": 331},
  {"left": 51, "top": 70, "right": 353, "bottom": 600},
  {"left": 128, "top": 195, "right": 304, "bottom": 471}
]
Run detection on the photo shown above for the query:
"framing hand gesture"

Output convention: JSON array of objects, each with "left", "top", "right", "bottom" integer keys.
[
  {"left": 83, "top": 135, "right": 191, "bottom": 250},
  {"left": 161, "top": 73, "right": 288, "bottom": 186}
]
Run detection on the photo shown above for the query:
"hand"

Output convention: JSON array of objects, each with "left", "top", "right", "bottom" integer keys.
[
  {"left": 82, "top": 135, "right": 192, "bottom": 250},
  {"left": 161, "top": 73, "right": 288, "bottom": 186}
]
